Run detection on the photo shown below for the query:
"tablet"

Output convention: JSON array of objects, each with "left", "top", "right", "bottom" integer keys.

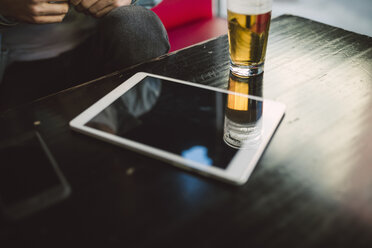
[{"left": 70, "top": 72, "right": 285, "bottom": 185}]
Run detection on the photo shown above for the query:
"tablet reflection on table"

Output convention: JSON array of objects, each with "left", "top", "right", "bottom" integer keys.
[{"left": 223, "top": 72, "right": 263, "bottom": 149}]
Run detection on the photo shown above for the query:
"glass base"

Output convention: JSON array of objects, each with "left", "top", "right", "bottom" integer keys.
[
  {"left": 230, "top": 61, "right": 264, "bottom": 77},
  {"left": 223, "top": 117, "right": 262, "bottom": 149}
]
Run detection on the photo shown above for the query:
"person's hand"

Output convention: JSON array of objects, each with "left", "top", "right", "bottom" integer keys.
[
  {"left": 70, "top": 0, "right": 131, "bottom": 18},
  {"left": 0, "top": 0, "right": 69, "bottom": 24}
]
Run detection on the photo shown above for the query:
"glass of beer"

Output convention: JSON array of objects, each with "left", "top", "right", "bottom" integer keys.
[{"left": 227, "top": 0, "right": 272, "bottom": 76}]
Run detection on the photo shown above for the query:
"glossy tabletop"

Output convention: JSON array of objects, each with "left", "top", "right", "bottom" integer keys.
[{"left": 1, "top": 15, "right": 372, "bottom": 248}]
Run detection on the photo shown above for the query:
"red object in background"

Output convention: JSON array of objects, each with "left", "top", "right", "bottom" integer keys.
[
  {"left": 152, "top": 0, "right": 213, "bottom": 30},
  {"left": 152, "top": 0, "right": 228, "bottom": 52},
  {"left": 167, "top": 18, "right": 227, "bottom": 52}
]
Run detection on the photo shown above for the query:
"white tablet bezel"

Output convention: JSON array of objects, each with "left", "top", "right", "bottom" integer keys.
[{"left": 69, "top": 72, "right": 285, "bottom": 185}]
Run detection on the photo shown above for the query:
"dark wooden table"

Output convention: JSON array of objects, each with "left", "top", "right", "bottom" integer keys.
[{"left": 1, "top": 15, "right": 372, "bottom": 247}]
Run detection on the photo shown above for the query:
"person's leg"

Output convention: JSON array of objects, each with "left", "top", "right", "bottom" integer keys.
[
  {"left": 0, "top": 6, "right": 169, "bottom": 111},
  {"left": 92, "top": 5, "right": 170, "bottom": 74}
]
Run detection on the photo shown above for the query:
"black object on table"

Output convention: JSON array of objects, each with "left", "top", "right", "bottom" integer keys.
[{"left": 0, "top": 15, "right": 372, "bottom": 248}]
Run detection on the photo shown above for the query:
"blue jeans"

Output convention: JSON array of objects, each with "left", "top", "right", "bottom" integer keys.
[{"left": 0, "top": 6, "right": 169, "bottom": 111}]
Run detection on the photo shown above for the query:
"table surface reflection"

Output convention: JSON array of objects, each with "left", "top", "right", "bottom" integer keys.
[{"left": 1, "top": 15, "right": 372, "bottom": 248}]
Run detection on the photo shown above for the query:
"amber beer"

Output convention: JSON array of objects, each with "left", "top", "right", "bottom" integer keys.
[{"left": 227, "top": 0, "right": 272, "bottom": 76}]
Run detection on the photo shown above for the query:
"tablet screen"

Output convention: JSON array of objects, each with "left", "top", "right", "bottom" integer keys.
[{"left": 84, "top": 75, "right": 266, "bottom": 170}]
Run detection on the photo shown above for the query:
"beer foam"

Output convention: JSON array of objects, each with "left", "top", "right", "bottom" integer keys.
[{"left": 227, "top": 0, "right": 272, "bottom": 15}]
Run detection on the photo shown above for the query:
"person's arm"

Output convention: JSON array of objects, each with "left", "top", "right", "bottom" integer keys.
[
  {"left": 70, "top": 0, "right": 133, "bottom": 18},
  {"left": 0, "top": 0, "right": 69, "bottom": 24}
]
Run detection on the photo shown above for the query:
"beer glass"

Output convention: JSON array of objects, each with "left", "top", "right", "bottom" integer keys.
[{"left": 227, "top": 0, "right": 272, "bottom": 76}]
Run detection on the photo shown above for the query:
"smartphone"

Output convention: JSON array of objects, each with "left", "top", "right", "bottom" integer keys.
[{"left": 0, "top": 131, "right": 71, "bottom": 220}]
